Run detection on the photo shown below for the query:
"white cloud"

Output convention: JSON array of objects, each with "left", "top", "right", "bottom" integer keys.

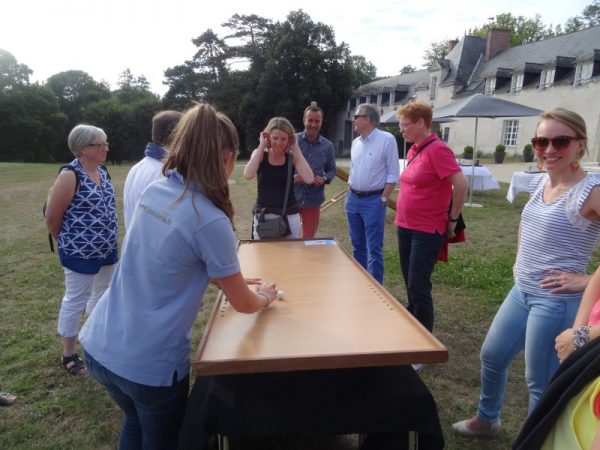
[{"left": 1, "top": 0, "right": 590, "bottom": 95}]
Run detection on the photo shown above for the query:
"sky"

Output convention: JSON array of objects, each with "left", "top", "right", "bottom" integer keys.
[{"left": 1, "top": 0, "right": 590, "bottom": 96}]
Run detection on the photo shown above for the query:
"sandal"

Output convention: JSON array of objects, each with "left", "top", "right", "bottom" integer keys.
[
  {"left": 62, "top": 353, "right": 87, "bottom": 376},
  {"left": 0, "top": 392, "right": 16, "bottom": 406}
]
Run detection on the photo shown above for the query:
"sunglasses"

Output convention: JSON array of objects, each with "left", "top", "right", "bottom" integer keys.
[{"left": 531, "top": 135, "right": 580, "bottom": 151}]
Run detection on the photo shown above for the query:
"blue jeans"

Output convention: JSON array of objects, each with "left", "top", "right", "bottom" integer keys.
[
  {"left": 345, "top": 192, "right": 387, "bottom": 283},
  {"left": 477, "top": 285, "right": 581, "bottom": 422},
  {"left": 85, "top": 351, "right": 189, "bottom": 450},
  {"left": 396, "top": 227, "right": 444, "bottom": 332}
]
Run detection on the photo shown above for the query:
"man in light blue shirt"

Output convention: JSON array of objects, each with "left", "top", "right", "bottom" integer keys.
[{"left": 346, "top": 103, "right": 399, "bottom": 283}]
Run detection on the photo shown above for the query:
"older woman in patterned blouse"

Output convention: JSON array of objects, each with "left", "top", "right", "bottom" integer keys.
[{"left": 45, "top": 124, "right": 118, "bottom": 376}]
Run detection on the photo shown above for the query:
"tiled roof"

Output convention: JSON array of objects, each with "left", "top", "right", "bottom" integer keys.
[
  {"left": 350, "top": 25, "right": 600, "bottom": 98},
  {"left": 353, "top": 70, "right": 429, "bottom": 96},
  {"left": 472, "top": 25, "right": 600, "bottom": 82},
  {"left": 442, "top": 36, "right": 486, "bottom": 86}
]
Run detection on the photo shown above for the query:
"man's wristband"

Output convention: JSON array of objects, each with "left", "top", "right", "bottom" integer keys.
[{"left": 448, "top": 216, "right": 459, "bottom": 222}]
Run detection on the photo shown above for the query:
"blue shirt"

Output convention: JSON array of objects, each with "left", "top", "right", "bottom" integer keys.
[
  {"left": 293, "top": 132, "right": 336, "bottom": 208},
  {"left": 58, "top": 159, "right": 118, "bottom": 273},
  {"left": 80, "top": 171, "right": 241, "bottom": 386},
  {"left": 348, "top": 128, "right": 399, "bottom": 192}
]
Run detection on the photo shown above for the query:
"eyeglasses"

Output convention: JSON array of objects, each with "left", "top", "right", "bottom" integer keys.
[
  {"left": 89, "top": 142, "right": 109, "bottom": 149},
  {"left": 531, "top": 136, "right": 580, "bottom": 152},
  {"left": 353, "top": 114, "right": 368, "bottom": 120},
  {"left": 399, "top": 122, "right": 413, "bottom": 131}
]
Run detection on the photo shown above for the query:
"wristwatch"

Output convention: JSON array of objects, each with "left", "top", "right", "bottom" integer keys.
[
  {"left": 448, "top": 216, "right": 459, "bottom": 222},
  {"left": 380, "top": 196, "right": 388, "bottom": 204}
]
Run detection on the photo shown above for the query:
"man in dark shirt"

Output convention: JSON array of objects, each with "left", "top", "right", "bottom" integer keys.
[{"left": 293, "top": 102, "right": 336, "bottom": 238}]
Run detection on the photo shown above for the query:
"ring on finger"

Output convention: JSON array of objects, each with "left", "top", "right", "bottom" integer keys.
[{"left": 553, "top": 280, "right": 560, "bottom": 287}]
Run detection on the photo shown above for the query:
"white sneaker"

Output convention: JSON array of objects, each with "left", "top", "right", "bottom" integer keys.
[{"left": 452, "top": 417, "right": 501, "bottom": 437}]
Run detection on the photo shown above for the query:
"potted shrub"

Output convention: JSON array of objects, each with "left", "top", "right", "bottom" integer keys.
[
  {"left": 463, "top": 145, "right": 473, "bottom": 160},
  {"left": 494, "top": 144, "right": 506, "bottom": 164},
  {"left": 523, "top": 143, "right": 534, "bottom": 162}
]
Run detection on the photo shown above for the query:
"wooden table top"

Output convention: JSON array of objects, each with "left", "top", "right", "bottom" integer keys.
[{"left": 192, "top": 239, "right": 448, "bottom": 375}]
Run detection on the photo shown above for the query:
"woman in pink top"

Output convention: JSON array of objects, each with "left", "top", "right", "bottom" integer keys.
[
  {"left": 556, "top": 265, "right": 600, "bottom": 362},
  {"left": 395, "top": 101, "right": 468, "bottom": 333}
]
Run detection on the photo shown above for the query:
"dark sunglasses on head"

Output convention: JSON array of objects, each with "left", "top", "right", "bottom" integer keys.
[{"left": 531, "top": 135, "right": 580, "bottom": 151}]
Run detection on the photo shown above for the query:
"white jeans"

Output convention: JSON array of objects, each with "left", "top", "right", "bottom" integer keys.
[
  {"left": 57, "top": 264, "right": 116, "bottom": 337},
  {"left": 252, "top": 212, "right": 301, "bottom": 240}
]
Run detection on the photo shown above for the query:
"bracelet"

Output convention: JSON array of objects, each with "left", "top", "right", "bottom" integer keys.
[
  {"left": 572, "top": 325, "right": 591, "bottom": 349},
  {"left": 257, "top": 292, "right": 272, "bottom": 310},
  {"left": 448, "top": 216, "right": 458, "bottom": 222}
]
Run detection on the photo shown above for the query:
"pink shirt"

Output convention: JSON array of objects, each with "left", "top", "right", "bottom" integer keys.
[
  {"left": 589, "top": 298, "right": 600, "bottom": 326},
  {"left": 395, "top": 135, "right": 461, "bottom": 234}
]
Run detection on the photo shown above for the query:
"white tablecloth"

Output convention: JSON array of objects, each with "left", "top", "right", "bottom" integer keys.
[
  {"left": 507, "top": 171, "right": 600, "bottom": 203},
  {"left": 507, "top": 172, "right": 542, "bottom": 203},
  {"left": 398, "top": 160, "right": 500, "bottom": 191}
]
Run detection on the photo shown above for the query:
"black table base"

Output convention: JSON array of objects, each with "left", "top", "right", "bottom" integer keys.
[{"left": 178, "top": 365, "right": 444, "bottom": 450}]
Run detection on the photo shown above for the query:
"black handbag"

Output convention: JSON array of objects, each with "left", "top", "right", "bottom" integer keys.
[{"left": 256, "top": 154, "right": 292, "bottom": 239}]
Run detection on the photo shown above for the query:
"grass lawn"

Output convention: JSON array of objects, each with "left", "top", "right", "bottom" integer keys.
[{"left": 1, "top": 161, "right": 598, "bottom": 449}]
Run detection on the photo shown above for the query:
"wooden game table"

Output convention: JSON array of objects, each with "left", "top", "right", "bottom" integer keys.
[{"left": 178, "top": 239, "right": 447, "bottom": 449}]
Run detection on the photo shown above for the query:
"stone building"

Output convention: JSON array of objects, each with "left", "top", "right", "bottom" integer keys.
[{"left": 333, "top": 26, "right": 600, "bottom": 162}]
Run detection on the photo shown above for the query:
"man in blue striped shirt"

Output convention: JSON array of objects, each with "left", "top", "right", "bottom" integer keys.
[{"left": 346, "top": 103, "right": 399, "bottom": 283}]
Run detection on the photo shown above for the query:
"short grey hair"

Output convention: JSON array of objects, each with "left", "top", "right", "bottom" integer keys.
[
  {"left": 67, "top": 124, "right": 107, "bottom": 157},
  {"left": 356, "top": 103, "right": 380, "bottom": 127}
]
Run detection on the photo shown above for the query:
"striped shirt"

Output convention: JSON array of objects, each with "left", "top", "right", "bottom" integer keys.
[{"left": 515, "top": 174, "right": 600, "bottom": 298}]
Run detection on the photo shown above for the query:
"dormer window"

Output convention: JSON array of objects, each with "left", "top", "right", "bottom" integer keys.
[
  {"left": 485, "top": 78, "right": 496, "bottom": 95},
  {"left": 575, "top": 61, "right": 594, "bottom": 86},
  {"left": 430, "top": 76, "right": 437, "bottom": 100},
  {"left": 540, "top": 68, "right": 555, "bottom": 89},
  {"left": 510, "top": 73, "right": 523, "bottom": 94}
]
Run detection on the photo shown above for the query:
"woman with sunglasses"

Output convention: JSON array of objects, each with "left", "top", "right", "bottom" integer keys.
[
  {"left": 44, "top": 124, "right": 118, "bottom": 377},
  {"left": 454, "top": 108, "right": 600, "bottom": 437}
]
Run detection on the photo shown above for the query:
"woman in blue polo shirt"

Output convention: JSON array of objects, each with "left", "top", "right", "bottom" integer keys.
[{"left": 80, "top": 104, "right": 278, "bottom": 450}]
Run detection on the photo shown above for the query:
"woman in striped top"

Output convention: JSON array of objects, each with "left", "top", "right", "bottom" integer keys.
[{"left": 454, "top": 108, "right": 600, "bottom": 438}]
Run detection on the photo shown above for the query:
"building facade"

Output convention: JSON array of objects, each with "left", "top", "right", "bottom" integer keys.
[{"left": 334, "top": 26, "right": 600, "bottom": 162}]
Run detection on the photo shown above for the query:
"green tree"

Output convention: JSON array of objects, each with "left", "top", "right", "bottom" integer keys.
[
  {"left": 565, "top": 0, "right": 600, "bottom": 32},
  {"left": 469, "top": 13, "right": 555, "bottom": 46},
  {"left": 0, "top": 49, "right": 33, "bottom": 91},
  {"left": 0, "top": 85, "right": 67, "bottom": 161},
  {"left": 164, "top": 10, "right": 355, "bottom": 155},
  {"left": 115, "top": 68, "right": 159, "bottom": 104},
  {"left": 162, "top": 29, "right": 229, "bottom": 109},
  {"left": 400, "top": 65, "right": 417, "bottom": 74},
  {"left": 348, "top": 55, "right": 377, "bottom": 89},
  {"left": 46, "top": 70, "right": 111, "bottom": 161},
  {"left": 423, "top": 40, "right": 449, "bottom": 67}
]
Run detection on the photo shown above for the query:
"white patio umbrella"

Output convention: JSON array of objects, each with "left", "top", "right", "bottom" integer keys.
[{"left": 432, "top": 94, "right": 542, "bottom": 207}]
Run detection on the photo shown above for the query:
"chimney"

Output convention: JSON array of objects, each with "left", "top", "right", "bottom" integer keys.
[
  {"left": 485, "top": 28, "right": 511, "bottom": 61},
  {"left": 448, "top": 39, "right": 459, "bottom": 53}
]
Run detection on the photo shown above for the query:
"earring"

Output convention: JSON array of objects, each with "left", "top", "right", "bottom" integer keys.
[{"left": 571, "top": 159, "right": 580, "bottom": 172}]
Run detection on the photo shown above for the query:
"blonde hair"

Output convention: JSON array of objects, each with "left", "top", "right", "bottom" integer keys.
[
  {"left": 398, "top": 101, "right": 433, "bottom": 129},
  {"left": 263, "top": 117, "right": 295, "bottom": 149},
  {"left": 537, "top": 108, "right": 588, "bottom": 158},
  {"left": 162, "top": 103, "right": 239, "bottom": 222}
]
